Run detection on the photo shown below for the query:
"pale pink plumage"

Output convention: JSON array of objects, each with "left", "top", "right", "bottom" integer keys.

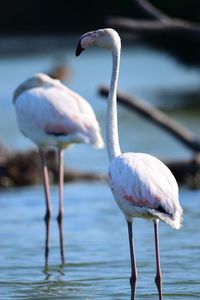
[
  {"left": 76, "top": 28, "right": 183, "bottom": 298},
  {"left": 14, "top": 73, "right": 104, "bottom": 149},
  {"left": 108, "top": 152, "right": 182, "bottom": 229},
  {"left": 13, "top": 72, "right": 104, "bottom": 267}
]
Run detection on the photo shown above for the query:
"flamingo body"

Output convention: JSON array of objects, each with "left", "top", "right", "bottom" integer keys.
[
  {"left": 108, "top": 152, "right": 182, "bottom": 229},
  {"left": 76, "top": 28, "right": 183, "bottom": 298},
  {"left": 14, "top": 73, "right": 104, "bottom": 149},
  {"left": 13, "top": 72, "right": 104, "bottom": 266}
]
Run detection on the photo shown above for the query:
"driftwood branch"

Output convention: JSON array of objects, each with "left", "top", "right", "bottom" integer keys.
[
  {"left": 106, "top": 17, "right": 200, "bottom": 38},
  {"left": 108, "top": 0, "right": 200, "bottom": 36},
  {"left": 105, "top": 17, "right": 200, "bottom": 66},
  {"left": 99, "top": 86, "right": 200, "bottom": 153},
  {"left": 131, "top": 0, "right": 171, "bottom": 22},
  {"left": 99, "top": 86, "right": 200, "bottom": 188},
  {"left": 0, "top": 148, "right": 106, "bottom": 188},
  {"left": 165, "top": 156, "right": 200, "bottom": 189},
  {"left": 105, "top": 0, "right": 200, "bottom": 66}
]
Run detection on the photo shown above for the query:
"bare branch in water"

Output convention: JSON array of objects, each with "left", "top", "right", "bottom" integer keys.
[{"left": 99, "top": 85, "right": 200, "bottom": 153}]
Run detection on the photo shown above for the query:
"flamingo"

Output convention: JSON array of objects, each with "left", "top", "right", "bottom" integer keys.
[
  {"left": 13, "top": 73, "right": 104, "bottom": 267},
  {"left": 76, "top": 28, "right": 183, "bottom": 299}
]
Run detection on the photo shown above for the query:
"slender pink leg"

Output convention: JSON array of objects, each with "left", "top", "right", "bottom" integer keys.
[
  {"left": 127, "top": 220, "right": 138, "bottom": 299},
  {"left": 39, "top": 149, "right": 52, "bottom": 268},
  {"left": 154, "top": 219, "right": 163, "bottom": 300},
  {"left": 57, "top": 148, "right": 65, "bottom": 265}
]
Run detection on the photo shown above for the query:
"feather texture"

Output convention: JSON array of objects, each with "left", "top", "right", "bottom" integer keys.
[
  {"left": 14, "top": 73, "right": 104, "bottom": 149},
  {"left": 108, "top": 153, "right": 183, "bottom": 229}
]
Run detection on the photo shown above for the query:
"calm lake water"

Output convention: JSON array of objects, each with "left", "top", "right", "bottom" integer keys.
[{"left": 0, "top": 38, "right": 200, "bottom": 299}]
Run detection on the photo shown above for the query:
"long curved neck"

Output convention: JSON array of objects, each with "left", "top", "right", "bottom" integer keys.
[{"left": 107, "top": 47, "right": 122, "bottom": 162}]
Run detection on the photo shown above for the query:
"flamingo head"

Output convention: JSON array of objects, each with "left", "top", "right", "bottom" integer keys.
[{"left": 75, "top": 28, "right": 121, "bottom": 56}]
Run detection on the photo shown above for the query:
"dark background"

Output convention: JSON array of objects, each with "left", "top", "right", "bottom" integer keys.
[{"left": 0, "top": 0, "right": 199, "bottom": 35}]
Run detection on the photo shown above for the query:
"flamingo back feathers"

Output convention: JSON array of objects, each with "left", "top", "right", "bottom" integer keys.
[
  {"left": 108, "top": 152, "right": 183, "bottom": 229},
  {"left": 14, "top": 73, "right": 104, "bottom": 149}
]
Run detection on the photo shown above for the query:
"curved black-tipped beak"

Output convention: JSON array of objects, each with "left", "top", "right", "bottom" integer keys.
[{"left": 75, "top": 40, "right": 84, "bottom": 56}]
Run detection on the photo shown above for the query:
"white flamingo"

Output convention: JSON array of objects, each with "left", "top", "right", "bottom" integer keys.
[
  {"left": 76, "top": 28, "right": 183, "bottom": 299},
  {"left": 13, "top": 73, "right": 104, "bottom": 267}
]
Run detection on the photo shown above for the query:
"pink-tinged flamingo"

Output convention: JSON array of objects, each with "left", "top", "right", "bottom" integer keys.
[
  {"left": 76, "top": 28, "right": 183, "bottom": 299},
  {"left": 13, "top": 73, "right": 104, "bottom": 267}
]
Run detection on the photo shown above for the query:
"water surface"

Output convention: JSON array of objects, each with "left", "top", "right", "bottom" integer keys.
[{"left": 0, "top": 183, "right": 200, "bottom": 299}]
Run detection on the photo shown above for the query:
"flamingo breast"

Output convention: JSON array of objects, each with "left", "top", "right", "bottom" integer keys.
[{"left": 108, "top": 152, "right": 182, "bottom": 228}]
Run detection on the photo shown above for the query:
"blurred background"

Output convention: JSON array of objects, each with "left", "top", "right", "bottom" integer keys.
[
  {"left": 0, "top": 1, "right": 200, "bottom": 299},
  {"left": 0, "top": 0, "right": 200, "bottom": 34}
]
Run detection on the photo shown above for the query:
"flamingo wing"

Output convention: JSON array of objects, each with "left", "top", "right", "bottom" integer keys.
[
  {"left": 15, "top": 84, "right": 104, "bottom": 148},
  {"left": 108, "top": 152, "right": 180, "bottom": 216},
  {"left": 60, "top": 84, "right": 99, "bottom": 119}
]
